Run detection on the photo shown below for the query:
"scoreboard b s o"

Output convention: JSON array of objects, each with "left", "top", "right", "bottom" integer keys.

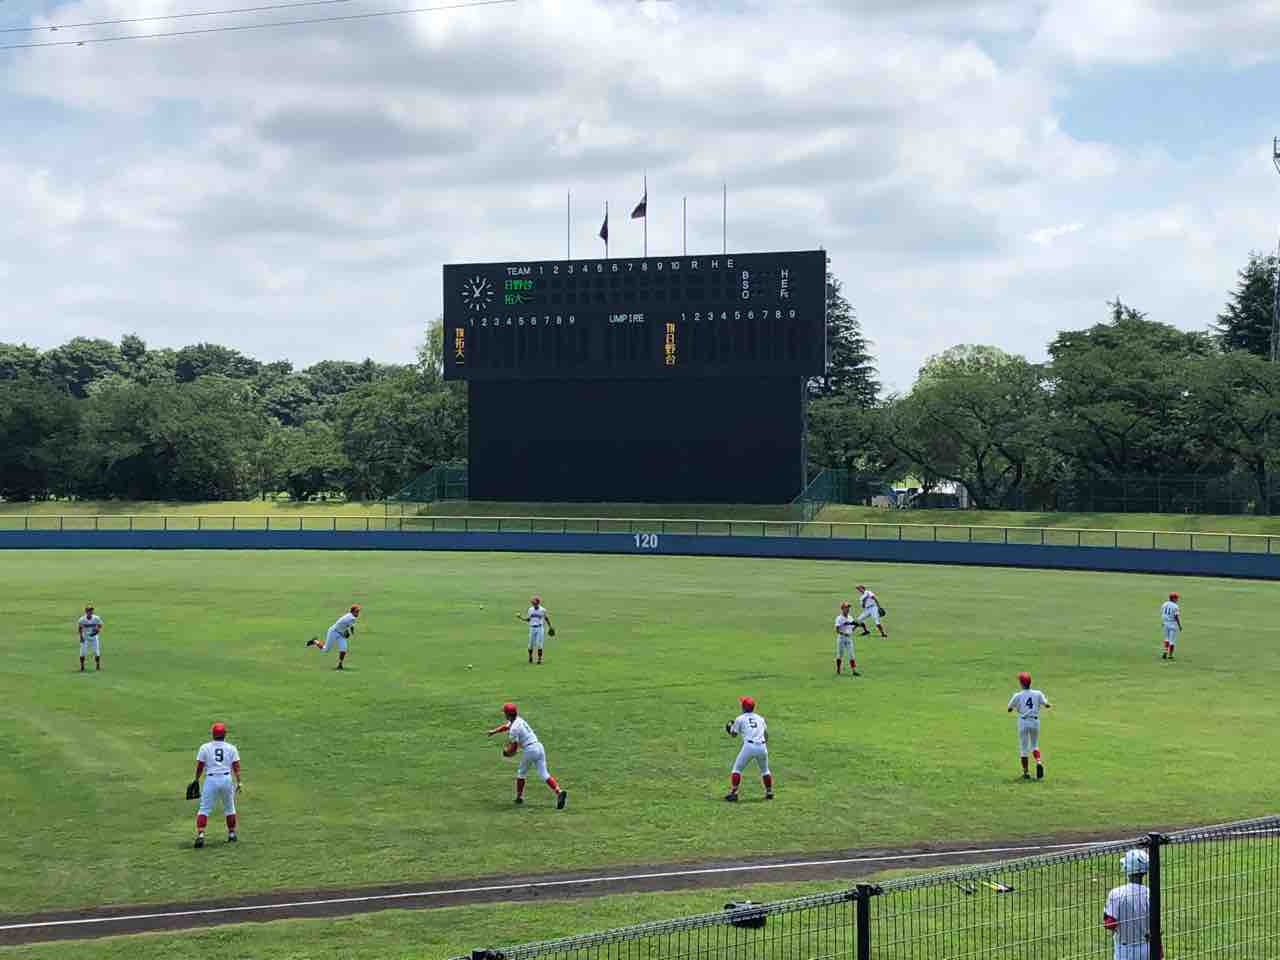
[{"left": 443, "top": 250, "right": 826, "bottom": 381}]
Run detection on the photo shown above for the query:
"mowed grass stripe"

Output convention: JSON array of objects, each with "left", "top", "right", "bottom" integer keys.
[{"left": 1, "top": 550, "right": 1276, "bottom": 913}]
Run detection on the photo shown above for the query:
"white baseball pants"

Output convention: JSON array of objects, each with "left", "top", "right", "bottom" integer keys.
[
  {"left": 198, "top": 773, "right": 237, "bottom": 816},
  {"left": 836, "top": 636, "right": 855, "bottom": 659},
  {"left": 319, "top": 628, "right": 347, "bottom": 653},
  {"left": 528, "top": 625, "right": 545, "bottom": 651},
  {"left": 856, "top": 607, "right": 879, "bottom": 627},
  {"left": 1113, "top": 941, "right": 1150, "bottom": 960},
  {"left": 1163, "top": 625, "right": 1178, "bottom": 647},
  {"left": 1018, "top": 718, "right": 1040, "bottom": 757},
  {"left": 732, "top": 741, "right": 770, "bottom": 776},
  {"left": 516, "top": 742, "right": 550, "bottom": 780},
  {"left": 79, "top": 636, "right": 100, "bottom": 657}
]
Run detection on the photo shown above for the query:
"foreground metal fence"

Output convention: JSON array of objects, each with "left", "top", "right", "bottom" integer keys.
[
  {"left": 456, "top": 815, "right": 1280, "bottom": 960},
  {"left": 1, "top": 514, "right": 1276, "bottom": 554}
]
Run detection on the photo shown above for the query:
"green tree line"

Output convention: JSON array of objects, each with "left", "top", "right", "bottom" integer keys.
[
  {"left": 0, "top": 327, "right": 466, "bottom": 502},
  {"left": 810, "top": 251, "right": 1280, "bottom": 514}
]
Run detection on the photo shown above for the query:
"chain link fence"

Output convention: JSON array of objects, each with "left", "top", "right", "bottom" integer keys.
[{"left": 455, "top": 815, "right": 1279, "bottom": 960}]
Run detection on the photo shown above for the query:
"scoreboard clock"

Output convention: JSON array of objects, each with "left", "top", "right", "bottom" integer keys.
[{"left": 443, "top": 250, "right": 827, "bottom": 381}]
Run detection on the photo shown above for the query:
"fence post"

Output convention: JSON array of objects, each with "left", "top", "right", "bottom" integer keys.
[
  {"left": 1227, "top": 535, "right": 1232, "bottom": 553},
  {"left": 1114, "top": 531, "right": 1118, "bottom": 548},
  {"left": 60, "top": 515, "right": 65, "bottom": 532},
  {"left": 95, "top": 516, "right": 99, "bottom": 531},
  {"left": 854, "top": 883, "right": 880, "bottom": 960},
  {"left": 1148, "top": 832, "right": 1165, "bottom": 958},
  {"left": 163, "top": 516, "right": 167, "bottom": 532}
]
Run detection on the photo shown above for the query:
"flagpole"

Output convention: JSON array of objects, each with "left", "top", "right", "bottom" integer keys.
[
  {"left": 567, "top": 191, "right": 571, "bottom": 260},
  {"left": 722, "top": 183, "right": 727, "bottom": 254},
  {"left": 643, "top": 174, "right": 648, "bottom": 258},
  {"left": 604, "top": 201, "right": 609, "bottom": 259},
  {"left": 682, "top": 196, "right": 687, "bottom": 256}
]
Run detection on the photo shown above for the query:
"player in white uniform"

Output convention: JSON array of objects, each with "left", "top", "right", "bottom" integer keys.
[
  {"left": 76, "top": 604, "right": 103, "bottom": 672},
  {"left": 306, "top": 604, "right": 360, "bottom": 669},
  {"left": 1104, "top": 849, "right": 1156, "bottom": 960},
  {"left": 517, "top": 596, "right": 553, "bottom": 664},
  {"left": 192, "top": 722, "right": 242, "bottom": 848},
  {"left": 1160, "top": 592, "right": 1181, "bottom": 660},
  {"left": 835, "top": 602, "right": 860, "bottom": 676},
  {"left": 724, "top": 695, "right": 773, "bottom": 802},
  {"left": 1007, "top": 671, "right": 1051, "bottom": 780},
  {"left": 854, "top": 585, "right": 888, "bottom": 638},
  {"left": 487, "top": 702, "right": 567, "bottom": 808}
]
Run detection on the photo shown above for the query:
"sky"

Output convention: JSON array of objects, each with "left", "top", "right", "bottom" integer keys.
[{"left": 4, "top": 0, "right": 1280, "bottom": 392}]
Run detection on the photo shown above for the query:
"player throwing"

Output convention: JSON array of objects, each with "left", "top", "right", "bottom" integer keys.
[
  {"left": 517, "top": 596, "right": 554, "bottom": 665},
  {"left": 1104, "top": 849, "right": 1158, "bottom": 959},
  {"left": 835, "top": 601, "right": 859, "bottom": 675},
  {"left": 77, "top": 603, "right": 103, "bottom": 672},
  {"left": 1160, "top": 592, "right": 1181, "bottom": 660},
  {"left": 305, "top": 604, "right": 360, "bottom": 669},
  {"left": 724, "top": 695, "right": 773, "bottom": 801},
  {"left": 191, "top": 722, "right": 242, "bottom": 848},
  {"left": 1007, "top": 671, "right": 1051, "bottom": 780},
  {"left": 487, "top": 702, "right": 567, "bottom": 808},
  {"left": 854, "top": 585, "right": 887, "bottom": 638}
]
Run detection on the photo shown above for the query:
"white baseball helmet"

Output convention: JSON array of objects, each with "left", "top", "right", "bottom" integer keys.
[{"left": 1122, "top": 849, "right": 1149, "bottom": 875}]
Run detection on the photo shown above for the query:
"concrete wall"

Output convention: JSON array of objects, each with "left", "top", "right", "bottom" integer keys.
[{"left": 2, "top": 529, "right": 1277, "bottom": 579}]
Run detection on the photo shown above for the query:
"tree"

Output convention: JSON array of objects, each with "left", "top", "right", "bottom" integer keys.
[
  {"left": 1045, "top": 300, "right": 1214, "bottom": 478},
  {"left": 1215, "top": 251, "right": 1278, "bottom": 357},
  {"left": 1187, "top": 352, "right": 1280, "bottom": 513},
  {"left": 809, "top": 266, "right": 879, "bottom": 405},
  {"left": 40, "top": 337, "right": 123, "bottom": 397},
  {"left": 0, "top": 378, "right": 80, "bottom": 499},
  {"left": 275, "top": 421, "right": 347, "bottom": 501},
  {"left": 0, "top": 343, "right": 41, "bottom": 381},
  {"left": 883, "top": 345, "right": 1048, "bottom": 509},
  {"left": 174, "top": 343, "right": 261, "bottom": 382}
]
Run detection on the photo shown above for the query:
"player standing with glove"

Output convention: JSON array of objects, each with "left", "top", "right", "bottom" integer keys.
[
  {"left": 517, "top": 596, "right": 554, "bottom": 664},
  {"left": 724, "top": 695, "right": 773, "bottom": 802},
  {"left": 77, "top": 604, "right": 103, "bottom": 672},
  {"left": 1160, "top": 592, "right": 1181, "bottom": 660},
  {"left": 306, "top": 604, "right": 360, "bottom": 669},
  {"left": 189, "top": 722, "right": 242, "bottom": 848},
  {"left": 487, "top": 702, "right": 567, "bottom": 808},
  {"left": 835, "top": 602, "right": 859, "bottom": 675}
]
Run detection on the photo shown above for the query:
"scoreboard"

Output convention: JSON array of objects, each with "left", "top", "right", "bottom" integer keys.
[{"left": 443, "top": 250, "right": 826, "bottom": 380}]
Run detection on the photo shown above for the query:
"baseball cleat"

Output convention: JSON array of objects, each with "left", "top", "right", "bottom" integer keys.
[
  {"left": 335, "top": 663, "right": 344, "bottom": 670},
  {"left": 194, "top": 833, "right": 205, "bottom": 848},
  {"left": 228, "top": 832, "right": 237, "bottom": 842},
  {"left": 724, "top": 792, "right": 739, "bottom": 802},
  {"left": 556, "top": 790, "right": 568, "bottom": 809},
  {"left": 306, "top": 638, "right": 316, "bottom": 647},
  {"left": 1036, "top": 763, "right": 1044, "bottom": 780},
  {"left": 514, "top": 796, "right": 524, "bottom": 804},
  {"left": 1022, "top": 772, "right": 1031, "bottom": 780},
  {"left": 852, "top": 670, "right": 861, "bottom": 677},
  {"left": 765, "top": 791, "right": 774, "bottom": 800}
]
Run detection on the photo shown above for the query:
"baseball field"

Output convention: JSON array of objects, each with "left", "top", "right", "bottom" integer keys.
[{"left": 2, "top": 548, "right": 1278, "bottom": 956}]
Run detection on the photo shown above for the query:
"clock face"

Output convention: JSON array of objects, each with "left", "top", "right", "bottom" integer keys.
[{"left": 460, "top": 275, "right": 495, "bottom": 313}]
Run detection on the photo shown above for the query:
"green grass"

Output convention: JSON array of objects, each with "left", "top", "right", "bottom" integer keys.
[{"left": 2, "top": 551, "right": 1277, "bottom": 917}]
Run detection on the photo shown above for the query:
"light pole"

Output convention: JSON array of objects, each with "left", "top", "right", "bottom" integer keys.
[{"left": 1272, "top": 139, "right": 1280, "bottom": 361}]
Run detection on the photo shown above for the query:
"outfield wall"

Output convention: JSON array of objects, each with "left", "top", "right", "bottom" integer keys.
[{"left": 2, "top": 529, "right": 1278, "bottom": 579}]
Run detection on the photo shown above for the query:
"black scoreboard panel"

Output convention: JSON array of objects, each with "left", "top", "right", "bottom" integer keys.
[
  {"left": 444, "top": 250, "right": 826, "bottom": 381},
  {"left": 469, "top": 377, "right": 805, "bottom": 503}
]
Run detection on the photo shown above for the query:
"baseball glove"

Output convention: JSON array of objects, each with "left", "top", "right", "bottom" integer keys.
[
  {"left": 502, "top": 741, "right": 519, "bottom": 758},
  {"left": 725, "top": 721, "right": 735, "bottom": 736},
  {"left": 548, "top": 627, "right": 557, "bottom": 637},
  {"left": 877, "top": 604, "right": 886, "bottom": 617},
  {"left": 185, "top": 779, "right": 200, "bottom": 800}
]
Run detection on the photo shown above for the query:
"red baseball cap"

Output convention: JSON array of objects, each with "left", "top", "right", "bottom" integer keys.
[
  {"left": 1169, "top": 592, "right": 1179, "bottom": 601},
  {"left": 502, "top": 702, "right": 518, "bottom": 716},
  {"left": 350, "top": 603, "right": 361, "bottom": 614},
  {"left": 210, "top": 722, "right": 227, "bottom": 737},
  {"left": 739, "top": 695, "right": 755, "bottom": 711},
  {"left": 1017, "top": 672, "right": 1031, "bottom": 688}
]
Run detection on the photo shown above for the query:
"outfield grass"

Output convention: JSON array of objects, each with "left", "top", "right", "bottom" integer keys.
[{"left": 2, "top": 551, "right": 1277, "bottom": 917}]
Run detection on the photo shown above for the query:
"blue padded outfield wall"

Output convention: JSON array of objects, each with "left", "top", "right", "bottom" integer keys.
[{"left": 1, "top": 529, "right": 1278, "bottom": 579}]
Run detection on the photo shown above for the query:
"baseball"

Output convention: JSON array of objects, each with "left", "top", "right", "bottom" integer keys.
[{"left": 466, "top": 664, "right": 474, "bottom": 670}]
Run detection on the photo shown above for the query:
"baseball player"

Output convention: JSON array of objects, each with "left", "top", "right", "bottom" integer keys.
[
  {"left": 305, "top": 604, "right": 360, "bottom": 669},
  {"left": 76, "top": 604, "right": 103, "bottom": 672},
  {"left": 1007, "top": 671, "right": 1051, "bottom": 780},
  {"left": 517, "top": 596, "right": 553, "bottom": 665},
  {"left": 1160, "top": 592, "right": 1181, "bottom": 660},
  {"left": 835, "top": 601, "right": 860, "bottom": 675},
  {"left": 724, "top": 695, "right": 773, "bottom": 802},
  {"left": 192, "top": 722, "right": 242, "bottom": 848},
  {"left": 854, "top": 585, "right": 887, "bottom": 637},
  {"left": 1104, "top": 849, "right": 1159, "bottom": 959},
  {"left": 486, "top": 702, "right": 567, "bottom": 808}
]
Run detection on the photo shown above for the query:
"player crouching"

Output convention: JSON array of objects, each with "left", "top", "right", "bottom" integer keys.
[
  {"left": 306, "top": 604, "right": 360, "bottom": 669},
  {"left": 487, "top": 702, "right": 567, "bottom": 809},
  {"left": 188, "top": 722, "right": 242, "bottom": 848},
  {"left": 724, "top": 695, "right": 773, "bottom": 802}
]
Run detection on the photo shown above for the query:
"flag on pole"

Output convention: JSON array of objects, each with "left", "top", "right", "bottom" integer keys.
[
  {"left": 599, "top": 208, "right": 609, "bottom": 243},
  {"left": 631, "top": 191, "right": 647, "bottom": 220}
]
